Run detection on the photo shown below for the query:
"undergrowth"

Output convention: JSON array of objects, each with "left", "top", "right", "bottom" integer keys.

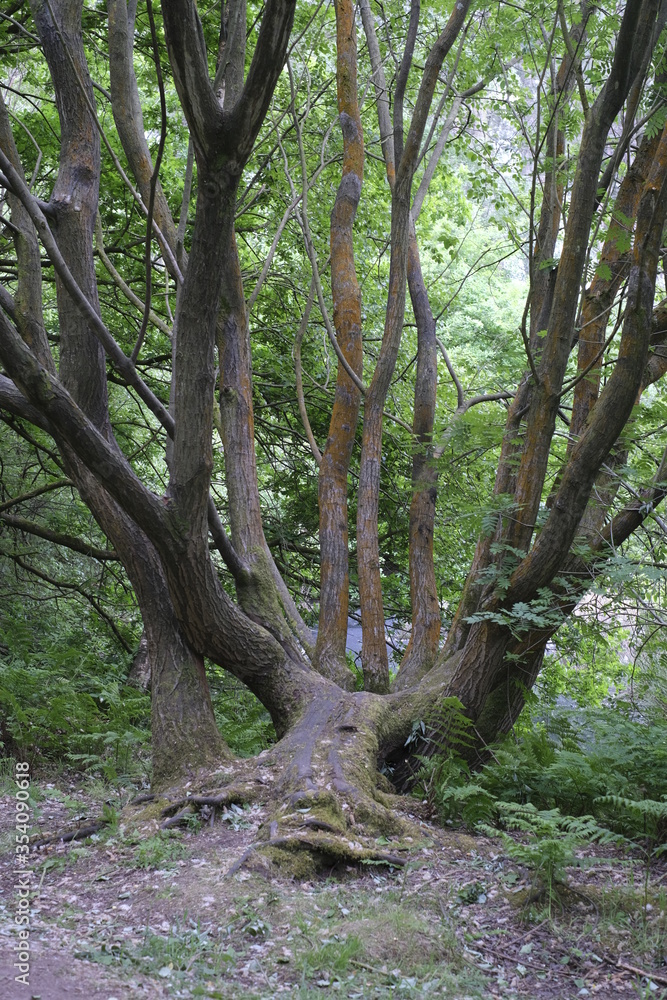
[
  {"left": 417, "top": 635, "right": 667, "bottom": 904},
  {"left": 0, "top": 606, "right": 277, "bottom": 781},
  {"left": 0, "top": 615, "right": 150, "bottom": 783}
]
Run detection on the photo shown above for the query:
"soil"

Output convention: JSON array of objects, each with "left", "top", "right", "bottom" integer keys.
[{"left": 0, "top": 777, "right": 666, "bottom": 999}]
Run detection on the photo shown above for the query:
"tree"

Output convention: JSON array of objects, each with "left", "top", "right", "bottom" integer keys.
[{"left": 1, "top": 0, "right": 666, "bottom": 859}]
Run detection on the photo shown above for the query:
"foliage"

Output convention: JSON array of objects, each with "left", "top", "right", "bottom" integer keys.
[
  {"left": 421, "top": 704, "right": 667, "bottom": 831},
  {"left": 133, "top": 831, "right": 189, "bottom": 869},
  {"left": 209, "top": 671, "right": 276, "bottom": 757},
  {"left": 480, "top": 803, "right": 620, "bottom": 914},
  {"left": 0, "top": 599, "right": 150, "bottom": 782},
  {"left": 418, "top": 627, "right": 667, "bottom": 905}
]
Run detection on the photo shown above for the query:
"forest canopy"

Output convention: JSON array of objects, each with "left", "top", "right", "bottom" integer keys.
[{"left": 0, "top": 0, "right": 666, "bottom": 854}]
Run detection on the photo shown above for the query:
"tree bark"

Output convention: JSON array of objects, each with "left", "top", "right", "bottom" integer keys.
[
  {"left": 107, "top": 0, "right": 181, "bottom": 276},
  {"left": 357, "top": 0, "right": 471, "bottom": 694},
  {"left": 17, "top": 0, "right": 226, "bottom": 786},
  {"left": 314, "top": 0, "right": 364, "bottom": 688}
]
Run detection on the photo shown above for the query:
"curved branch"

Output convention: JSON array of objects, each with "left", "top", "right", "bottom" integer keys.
[
  {"left": 4, "top": 550, "right": 132, "bottom": 651},
  {"left": 0, "top": 150, "right": 174, "bottom": 435},
  {"left": 0, "top": 478, "right": 72, "bottom": 513},
  {"left": 294, "top": 276, "right": 322, "bottom": 466},
  {"left": 94, "top": 214, "right": 172, "bottom": 338},
  {"left": 0, "top": 512, "right": 118, "bottom": 561}
]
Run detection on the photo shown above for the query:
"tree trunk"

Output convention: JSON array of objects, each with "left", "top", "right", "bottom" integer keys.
[
  {"left": 314, "top": 0, "right": 364, "bottom": 689},
  {"left": 394, "top": 228, "right": 440, "bottom": 690}
]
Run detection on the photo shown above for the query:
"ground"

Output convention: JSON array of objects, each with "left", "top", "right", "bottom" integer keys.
[{"left": 0, "top": 775, "right": 666, "bottom": 999}]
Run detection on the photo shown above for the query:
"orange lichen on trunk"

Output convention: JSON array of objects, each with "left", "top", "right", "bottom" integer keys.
[
  {"left": 570, "top": 131, "right": 660, "bottom": 441},
  {"left": 315, "top": 0, "right": 364, "bottom": 685}
]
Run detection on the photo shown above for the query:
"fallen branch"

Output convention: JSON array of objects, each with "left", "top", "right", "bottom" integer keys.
[
  {"left": 31, "top": 820, "right": 108, "bottom": 849},
  {"left": 160, "top": 806, "right": 194, "bottom": 830},
  {"left": 128, "top": 793, "right": 155, "bottom": 806},
  {"left": 603, "top": 955, "right": 667, "bottom": 986}
]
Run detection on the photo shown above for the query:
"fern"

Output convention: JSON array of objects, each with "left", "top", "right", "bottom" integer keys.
[
  {"left": 479, "top": 803, "right": 621, "bottom": 914},
  {"left": 595, "top": 794, "right": 667, "bottom": 853}
]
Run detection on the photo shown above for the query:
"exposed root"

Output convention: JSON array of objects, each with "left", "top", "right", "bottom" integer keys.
[
  {"left": 225, "top": 830, "right": 410, "bottom": 879},
  {"left": 156, "top": 779, "right": 263, "bottom": 830},
  {"left": 161, "top": 805, "right": 195, "bottom": 830},
  {"left": 31, "top": 820, "right": 109, "bottom": 849},
  {"left": 128, "top": 792, "right": 155, "bottom": 806},
  {"left": 52, "top": 693, "right": 433, "bottom": 871}
]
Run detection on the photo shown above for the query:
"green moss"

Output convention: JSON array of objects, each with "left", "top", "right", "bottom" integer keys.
[
  {"left": 284, "top": 790, "right": 348, "bottom": 832},
  {"left": 264, "top": 845, "right": 319, "bottom": 879},
  {"left": 127, "top": 797, "right": 170, "bottom": 825}
]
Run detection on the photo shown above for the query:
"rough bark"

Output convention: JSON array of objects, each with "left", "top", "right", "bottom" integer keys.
[
  {"left": 107, "top": 0, "right": 181, "bottom": 276},
  {"left": 445, "top": 0, "right": 664, "bottom": 658},
  {"left": 360, "top": 0, "right": 441, "bottom": 691},
  {"left": 529, "top": 18, "right": 587, "bottom": 343},
  {"left": 503, "top": 0, "right": 659, "bottom": 561},
  {"left": 357, "top": 0, "right": 471, "bottom": 694},
  {"left": 570, "top": 130, "right": 660, "bottom": 443},
  {"left": 314, "top": 0, "right": 364, "bottom": 688},
  {"left": 394, "top": 230, "right": 440, "bottom": 689},
  {"left": 508, "top": 117, "right": 667, "bottom": 603},
  {"left": 217, "top": 232, "right": 314, "bottom": 655},
  {"left": 12, "top": 0, "right": 226, "bottom": 785},
  {"left": 3, "top": 0, "right": 667, "bottom": 853}
]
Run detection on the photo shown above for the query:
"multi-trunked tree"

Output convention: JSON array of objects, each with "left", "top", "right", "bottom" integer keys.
[{"left": 1, "top": 0, "right": 666, "bottom": 856}]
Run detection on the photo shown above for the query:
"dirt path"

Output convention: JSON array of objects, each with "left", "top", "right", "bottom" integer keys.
[{"left": 1, "top": 782, "right": 665, "bottom": 999}]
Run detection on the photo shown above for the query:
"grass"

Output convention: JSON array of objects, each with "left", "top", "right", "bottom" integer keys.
[
  {"left": 133, "top": 831, "right": 189, "bottom": 869},
  {"left": 5, "top": 769, "right": 667, "bottom": 1000}
]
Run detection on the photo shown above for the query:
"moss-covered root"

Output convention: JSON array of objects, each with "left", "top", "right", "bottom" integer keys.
[
  {"left": 230, "top": 830, "right": 411, "bottom": 880},
  {"left": 127, "top": 687, "right": 426, "bottom": 865},
  {"left": 157, "top": 781, "right": 262, "bottom": 829}
]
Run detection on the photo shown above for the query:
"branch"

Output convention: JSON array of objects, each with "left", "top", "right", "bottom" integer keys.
[
  {"left": 94, "top": 214, "right": 172, "bottom": 338},
  {"left": 4, "top": 551, "right": 132, "bottom": 652},
  {"left": 106, "top": 0, "right": 181, "bottom": 276},
  {"left": 393, "top": 0, "right": 421, "bottom": 167},
  {"left": 131, "top": 0, "right": 169, "bottom": 363},
  {"left": 397, "top": 0, "right": 472, "bottom": 185},
  {"left": 162, "top": 0, "right": 297, "bottom": 168},
  {"left": 285, "top": 74, "right": 366, "bottom": 395},
  {"left": 206, "top": 496, "right": 248, "bottom": 579},
  {"left": 557, "top": 1, "right": 589, "bottom": 117},
  {"left": 294, "top": 275, "right": 322, "bottom": 465},
  {"left": 0, "top": 512, "right": 118, "bottom": 560},
  {"left": 436, "top": 336, "right": 464, "bottom": 409},
  {"left": 0, "top": 478, "right": 72, "bottom": 513},
  {"left": 0, "top": 308, "right": 170, "bottom": 545},
  {"left": 40, "top": 0, "right": 183, "bottom": 282},
  {"left": 599, "top": 441, "right": 667, "bottom": 551},
  {"left": 0, "top": 150, "right": 174, "bottom": 436},
  {"left": 0, "top": 373, "right": 53, "bottom": 432}
]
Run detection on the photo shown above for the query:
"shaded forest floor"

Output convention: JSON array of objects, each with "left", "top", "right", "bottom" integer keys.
[{"left": 0, "top": 775, "right": 666, "bottom": 999}]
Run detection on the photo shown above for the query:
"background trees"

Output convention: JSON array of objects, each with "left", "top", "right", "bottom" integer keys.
[{"left": 0, "top": 0, "right": 666, "bottom": 842}]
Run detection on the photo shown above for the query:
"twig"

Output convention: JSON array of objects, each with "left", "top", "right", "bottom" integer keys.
[
  {"left": 503, "top": 917, "right": 549, "bottom": 949},
  {"left": 94, "top": 215, "right": 172, "bottom": 337},
  {"left": 31, "top": 820, "right": 108, "bottom": 849},
  {"left": 475, "top": 941, "right": 582, "bottom": 978},
  {"left": 603, "top": 955, "right": 667, "bottom": 986},
  {"left": 294, "top": 275, "right": 322, "bottom": 465},
  {"left": 160, "top": 806, "right": 194, "bottom": 830}
]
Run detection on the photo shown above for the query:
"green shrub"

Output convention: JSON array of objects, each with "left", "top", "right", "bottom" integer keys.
[
  {"left": 0, "top": 616, "right": 150, "bottom": 781},
  {"left": 209, "top": 669, "right": 276, "bottom": 756}
]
